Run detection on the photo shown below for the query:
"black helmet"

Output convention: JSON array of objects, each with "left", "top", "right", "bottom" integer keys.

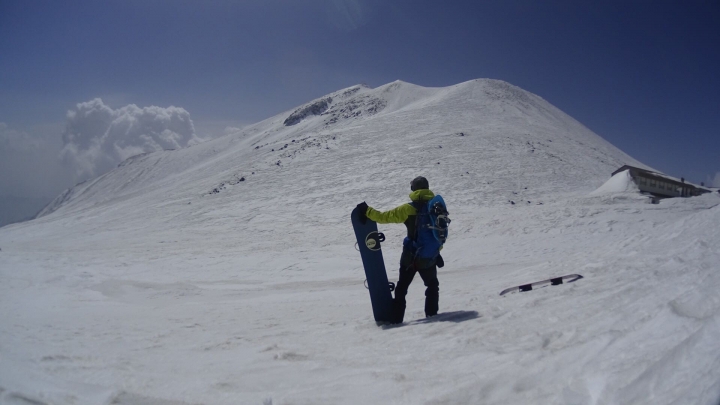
[{"left": 410, "top": 176, "right": 429, "bottom": 191}]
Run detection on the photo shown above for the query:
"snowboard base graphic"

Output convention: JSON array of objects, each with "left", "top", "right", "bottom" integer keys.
[
  {"left": 351, "top": 206, "right": 394, "bottom": 324},
  {"left": 500, "top": 274, "right": 583, "bottom": 296}
]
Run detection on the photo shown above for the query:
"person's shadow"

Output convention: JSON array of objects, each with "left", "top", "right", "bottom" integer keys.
[{"left": 382, "top": 310, "right": 480, "bottom": 329}]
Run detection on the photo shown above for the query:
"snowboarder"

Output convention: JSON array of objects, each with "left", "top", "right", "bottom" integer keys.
[{"left": 356, "top": 176, "right": 443, "bottom": 323}]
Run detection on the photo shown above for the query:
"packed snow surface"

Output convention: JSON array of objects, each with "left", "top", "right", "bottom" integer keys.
[{"left": 1, "top": 79, "right": 719, "bottom": 405}]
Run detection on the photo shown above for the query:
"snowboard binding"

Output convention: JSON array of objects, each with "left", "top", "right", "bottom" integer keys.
[
  {"left": 364, "top": 231, "right": 385, "bottom": 251},
  {"left": 364, "top": 279, "right": 395, "bottom": 292}
]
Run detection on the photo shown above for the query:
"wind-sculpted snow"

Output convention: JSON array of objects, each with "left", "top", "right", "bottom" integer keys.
[
  {"left": 2, "top": 79, "right": 719, "bottom": 404},
  {"left": 283, "top": 97, "right": 332, "bottom": 126},
  {"left": 283, "top": 86, "right": 387, "bottom": 128},
  {"left": 590, "top": 169, "right": 640, "bottom": 196},
  {"left": 322, "top": 94, "right": 386, "bottom": 126}
]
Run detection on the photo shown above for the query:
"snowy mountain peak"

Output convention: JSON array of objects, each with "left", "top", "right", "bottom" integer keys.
[
  {"left": 280, "top": 78, "right": 563, "bottom": 131},
  {"left": 36, "top": 78, "right": 646, "bottom": 221}
]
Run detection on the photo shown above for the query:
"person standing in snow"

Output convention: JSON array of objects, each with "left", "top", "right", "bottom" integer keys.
[{"left": 356, "top": 176, "right": 443, "bottom": 323}]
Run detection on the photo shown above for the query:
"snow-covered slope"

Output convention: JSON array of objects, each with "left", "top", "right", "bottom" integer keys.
[
  {"left": 35, "top": 79, "right": 644, "bottom": 218},
  {"left": 1, "top": 79, "right": 718, "bottom": 405}
]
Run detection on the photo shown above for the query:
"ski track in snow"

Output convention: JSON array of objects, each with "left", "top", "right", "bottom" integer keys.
[{"left": 1, "top": 79, "right": 719, "bottom": 405}]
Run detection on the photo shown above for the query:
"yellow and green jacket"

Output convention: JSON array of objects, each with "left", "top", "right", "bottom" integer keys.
[{"left": 366, "top": 189, "right": 435, "bottom": 240}]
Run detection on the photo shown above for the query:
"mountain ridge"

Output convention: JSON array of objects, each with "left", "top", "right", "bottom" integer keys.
[{"left": 32, "top": 79, "right": 644, "bottom": 224}]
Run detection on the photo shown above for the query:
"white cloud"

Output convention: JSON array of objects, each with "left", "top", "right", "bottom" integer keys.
[{"left": 59, "top": 98, "right": 201, "bottom": 179}]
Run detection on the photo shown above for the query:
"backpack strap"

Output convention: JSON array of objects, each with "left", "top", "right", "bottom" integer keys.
[
  {"left": 410, "top": 200, "right": 425, "bottom": 241},
  {"left": 412, "top": 200, "right": 430, "bottom": 259}
]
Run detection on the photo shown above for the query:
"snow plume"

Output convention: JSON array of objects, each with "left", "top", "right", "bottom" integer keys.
[
  {"left": 59, "top": 99, "right": 201, "bottom": 179},
  {"left": 711, "top": 172, "right": 720, "bottom": 188}
]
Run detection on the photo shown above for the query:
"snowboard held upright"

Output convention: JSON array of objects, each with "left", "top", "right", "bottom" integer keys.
[{"left": 351, "top": 206, "right": 395, "bottom": 324}]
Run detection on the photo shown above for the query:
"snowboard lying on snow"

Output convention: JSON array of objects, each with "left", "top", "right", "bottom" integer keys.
[
  {"left": 351, "top": 206, "right": 395, "bottom": 324},
  {"left": 500, "top": 274, "right": 583, "bottom": 296}
]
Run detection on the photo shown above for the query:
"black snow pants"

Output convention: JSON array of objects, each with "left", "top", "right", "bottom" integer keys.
[{"left": 391, "top": 249, "right": 439, "bottom": 323}]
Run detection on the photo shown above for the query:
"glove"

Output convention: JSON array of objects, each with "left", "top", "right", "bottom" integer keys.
[
  {"left": 436, "top": 254, "right": 445, "bottom": 268},
  {"left": 356, "top": 202, "right": 369, "bottom": 224}
]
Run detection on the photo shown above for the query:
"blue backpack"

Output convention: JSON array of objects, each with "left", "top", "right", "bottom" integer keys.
[{"left": 411, "top": 195, "right": 450, "bottom": 259}]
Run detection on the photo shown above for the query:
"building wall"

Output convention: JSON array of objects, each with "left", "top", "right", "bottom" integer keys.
[
  {"left": 615, "top": 166, "right": 710, "bottom": 199},
  {"left": 635, "top": 175, "right": 679, "bottom": 197}
]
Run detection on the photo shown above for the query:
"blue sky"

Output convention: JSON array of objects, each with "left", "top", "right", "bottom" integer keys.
[{"left": 1, "top": 0, "right": 719, "bottom": 199}]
